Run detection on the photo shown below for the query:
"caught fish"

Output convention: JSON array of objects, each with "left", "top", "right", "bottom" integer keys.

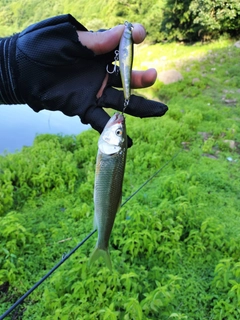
[
  {"left": 119, "top": 21, "right": 134, "bottom": 106},
  {"left": 89, "top": 113, "right": 127, "bottom": 270}
]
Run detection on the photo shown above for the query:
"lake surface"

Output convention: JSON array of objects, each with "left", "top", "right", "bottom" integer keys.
[{"left": 0, "top": 105, "right": 90, "bottom": 154}]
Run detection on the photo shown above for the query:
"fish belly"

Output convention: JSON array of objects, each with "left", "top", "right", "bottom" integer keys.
[{"left": 94, "top": 151, "right": 126, "bottom": 250}]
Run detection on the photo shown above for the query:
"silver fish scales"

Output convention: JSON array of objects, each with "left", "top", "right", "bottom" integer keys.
[{"left": 89, "top": 113, "right": 127, "bottom": 270}]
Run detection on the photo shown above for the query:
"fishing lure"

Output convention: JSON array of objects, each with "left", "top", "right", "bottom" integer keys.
[
  {"left": 119, "top": 21, "right": 134, "bottom": 111},
  {"left": 107, "top": 21, "right": 134, "bottom": 112}
]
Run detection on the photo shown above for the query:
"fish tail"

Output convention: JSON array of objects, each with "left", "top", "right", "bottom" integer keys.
[{"left": 89, "top": 247, "right": 112, "bottom": 271}]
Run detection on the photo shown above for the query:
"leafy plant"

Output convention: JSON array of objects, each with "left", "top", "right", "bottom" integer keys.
[{"left": 1, "top": 27, "right": 240, "bottom": 320}]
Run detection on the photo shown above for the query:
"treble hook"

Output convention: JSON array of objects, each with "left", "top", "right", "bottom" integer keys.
[{"left": 106, "top": 50, "right": 119, "bottom": 74}]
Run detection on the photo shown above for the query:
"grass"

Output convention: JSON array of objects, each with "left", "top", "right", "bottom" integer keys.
[{"left": 0, "top": 39, "right": 240, "bottom": 319}]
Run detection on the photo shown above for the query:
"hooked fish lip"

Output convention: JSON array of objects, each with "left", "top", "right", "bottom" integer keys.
[{"left": 106, "top": 113, "right": 124, "bottom": 128}]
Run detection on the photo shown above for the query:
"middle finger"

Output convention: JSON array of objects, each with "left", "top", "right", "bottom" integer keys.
[{"left": 107, "top": 68, "right": 157, "bottom": 89}]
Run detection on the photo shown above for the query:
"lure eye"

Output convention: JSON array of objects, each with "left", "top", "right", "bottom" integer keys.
[{"left": 116, "top": 129, "right": 122, "bottom": 136}]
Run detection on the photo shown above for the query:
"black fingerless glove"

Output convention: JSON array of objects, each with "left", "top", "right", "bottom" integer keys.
[
  {"left": 0, "top": 14, "right": 168, "bottom": 135},
  {"left": 0, "top": 15, "right": 114, "bottom": 129}
]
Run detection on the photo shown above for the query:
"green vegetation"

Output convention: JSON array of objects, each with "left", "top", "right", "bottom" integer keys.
[
  {"left": 1, "top": 36, "right": 240, "bottom": 318},
  {"left": 1, "top": 1, "right": 240, "bottom": 319},
  {"left": 0, "top": 0, "right": 239, "bottom": 41},
  {"left": 161, "top": 0, "right": 240, "bottom": 41}
]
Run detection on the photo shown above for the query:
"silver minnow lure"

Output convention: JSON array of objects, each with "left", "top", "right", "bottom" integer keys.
[
  {"left": 89, "top": 113, "right": 127, "bottom": 270},
  {"left": 119, "top": 21, "right": 133, "bottom": 106}
]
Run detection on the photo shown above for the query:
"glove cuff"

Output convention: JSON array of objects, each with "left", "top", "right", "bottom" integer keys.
[{"left": 0, "top": 34, "right": 25, "bottom": 104}]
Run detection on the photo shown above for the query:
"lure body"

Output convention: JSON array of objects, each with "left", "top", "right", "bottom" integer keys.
[
  {"left": 119, "top": 22, "right": 133, "bottom": 103},
  {"left": 89, "top": 113, "right": 127, "bottom": 270}
]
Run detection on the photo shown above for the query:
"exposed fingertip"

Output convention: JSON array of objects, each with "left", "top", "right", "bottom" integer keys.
[
  {"left": 132, "top": 23, "right": 146, "bottom": 44},
  {"left": 131, "top": 68, "right": 157, "bottom": 89},
  {"left": 146, "top": 68, "right": 157, "bottom": 85}
]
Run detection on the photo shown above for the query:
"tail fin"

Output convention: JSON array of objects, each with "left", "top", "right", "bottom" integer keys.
[{"left": 89, "top": 247, "right": 112, "bottom": 271}]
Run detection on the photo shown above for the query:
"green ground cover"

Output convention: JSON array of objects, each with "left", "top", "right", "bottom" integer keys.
[{"left": 0, "top": 40, "right": 240, "bottom": 319}]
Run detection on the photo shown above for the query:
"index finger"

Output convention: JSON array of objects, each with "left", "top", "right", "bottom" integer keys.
[{"left": 77, "top": 23, "right": 146, "bottom": 55}]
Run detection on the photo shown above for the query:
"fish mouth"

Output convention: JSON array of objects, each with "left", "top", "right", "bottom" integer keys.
[{"left": 106, "top": 113, "right": 125, "bottom": 128}]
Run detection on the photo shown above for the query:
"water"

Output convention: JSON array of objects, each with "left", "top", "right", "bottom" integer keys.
[{"left": 0, "top": 105, "right": 90, "bottom": 154}]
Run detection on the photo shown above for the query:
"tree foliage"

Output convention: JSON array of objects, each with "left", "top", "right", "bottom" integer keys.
[
  {"left": 190, "top": 0, "right": 240, "bottom": 36},
  {"left": 160, "top": 0, "right": 198, "bottom": 41},
  {"left": 0, "top": 0, "right": 239, "bottom": 41},
  {"left": 161, "top": 0, "right": 240, "bottom": 41}
]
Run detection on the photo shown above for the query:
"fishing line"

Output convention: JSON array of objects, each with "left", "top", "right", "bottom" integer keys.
[
  {"left": 121, "top": 150, "right": 181, "bottom": 208},
  {"left": 0, "top": 150, "right": 180, "bottom": 319},
  {"left": 0, "top": 230, "right": 96, "bottom": 320}
]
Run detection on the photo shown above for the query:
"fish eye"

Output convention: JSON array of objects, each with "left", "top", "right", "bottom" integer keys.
[{"left": 115, "top": 129, "right": 122, "bottom": 136}]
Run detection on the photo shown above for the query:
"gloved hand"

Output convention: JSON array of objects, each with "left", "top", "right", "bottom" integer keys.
[{"left": 0, "top": 14, "right": 168, "bottom": 144}]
